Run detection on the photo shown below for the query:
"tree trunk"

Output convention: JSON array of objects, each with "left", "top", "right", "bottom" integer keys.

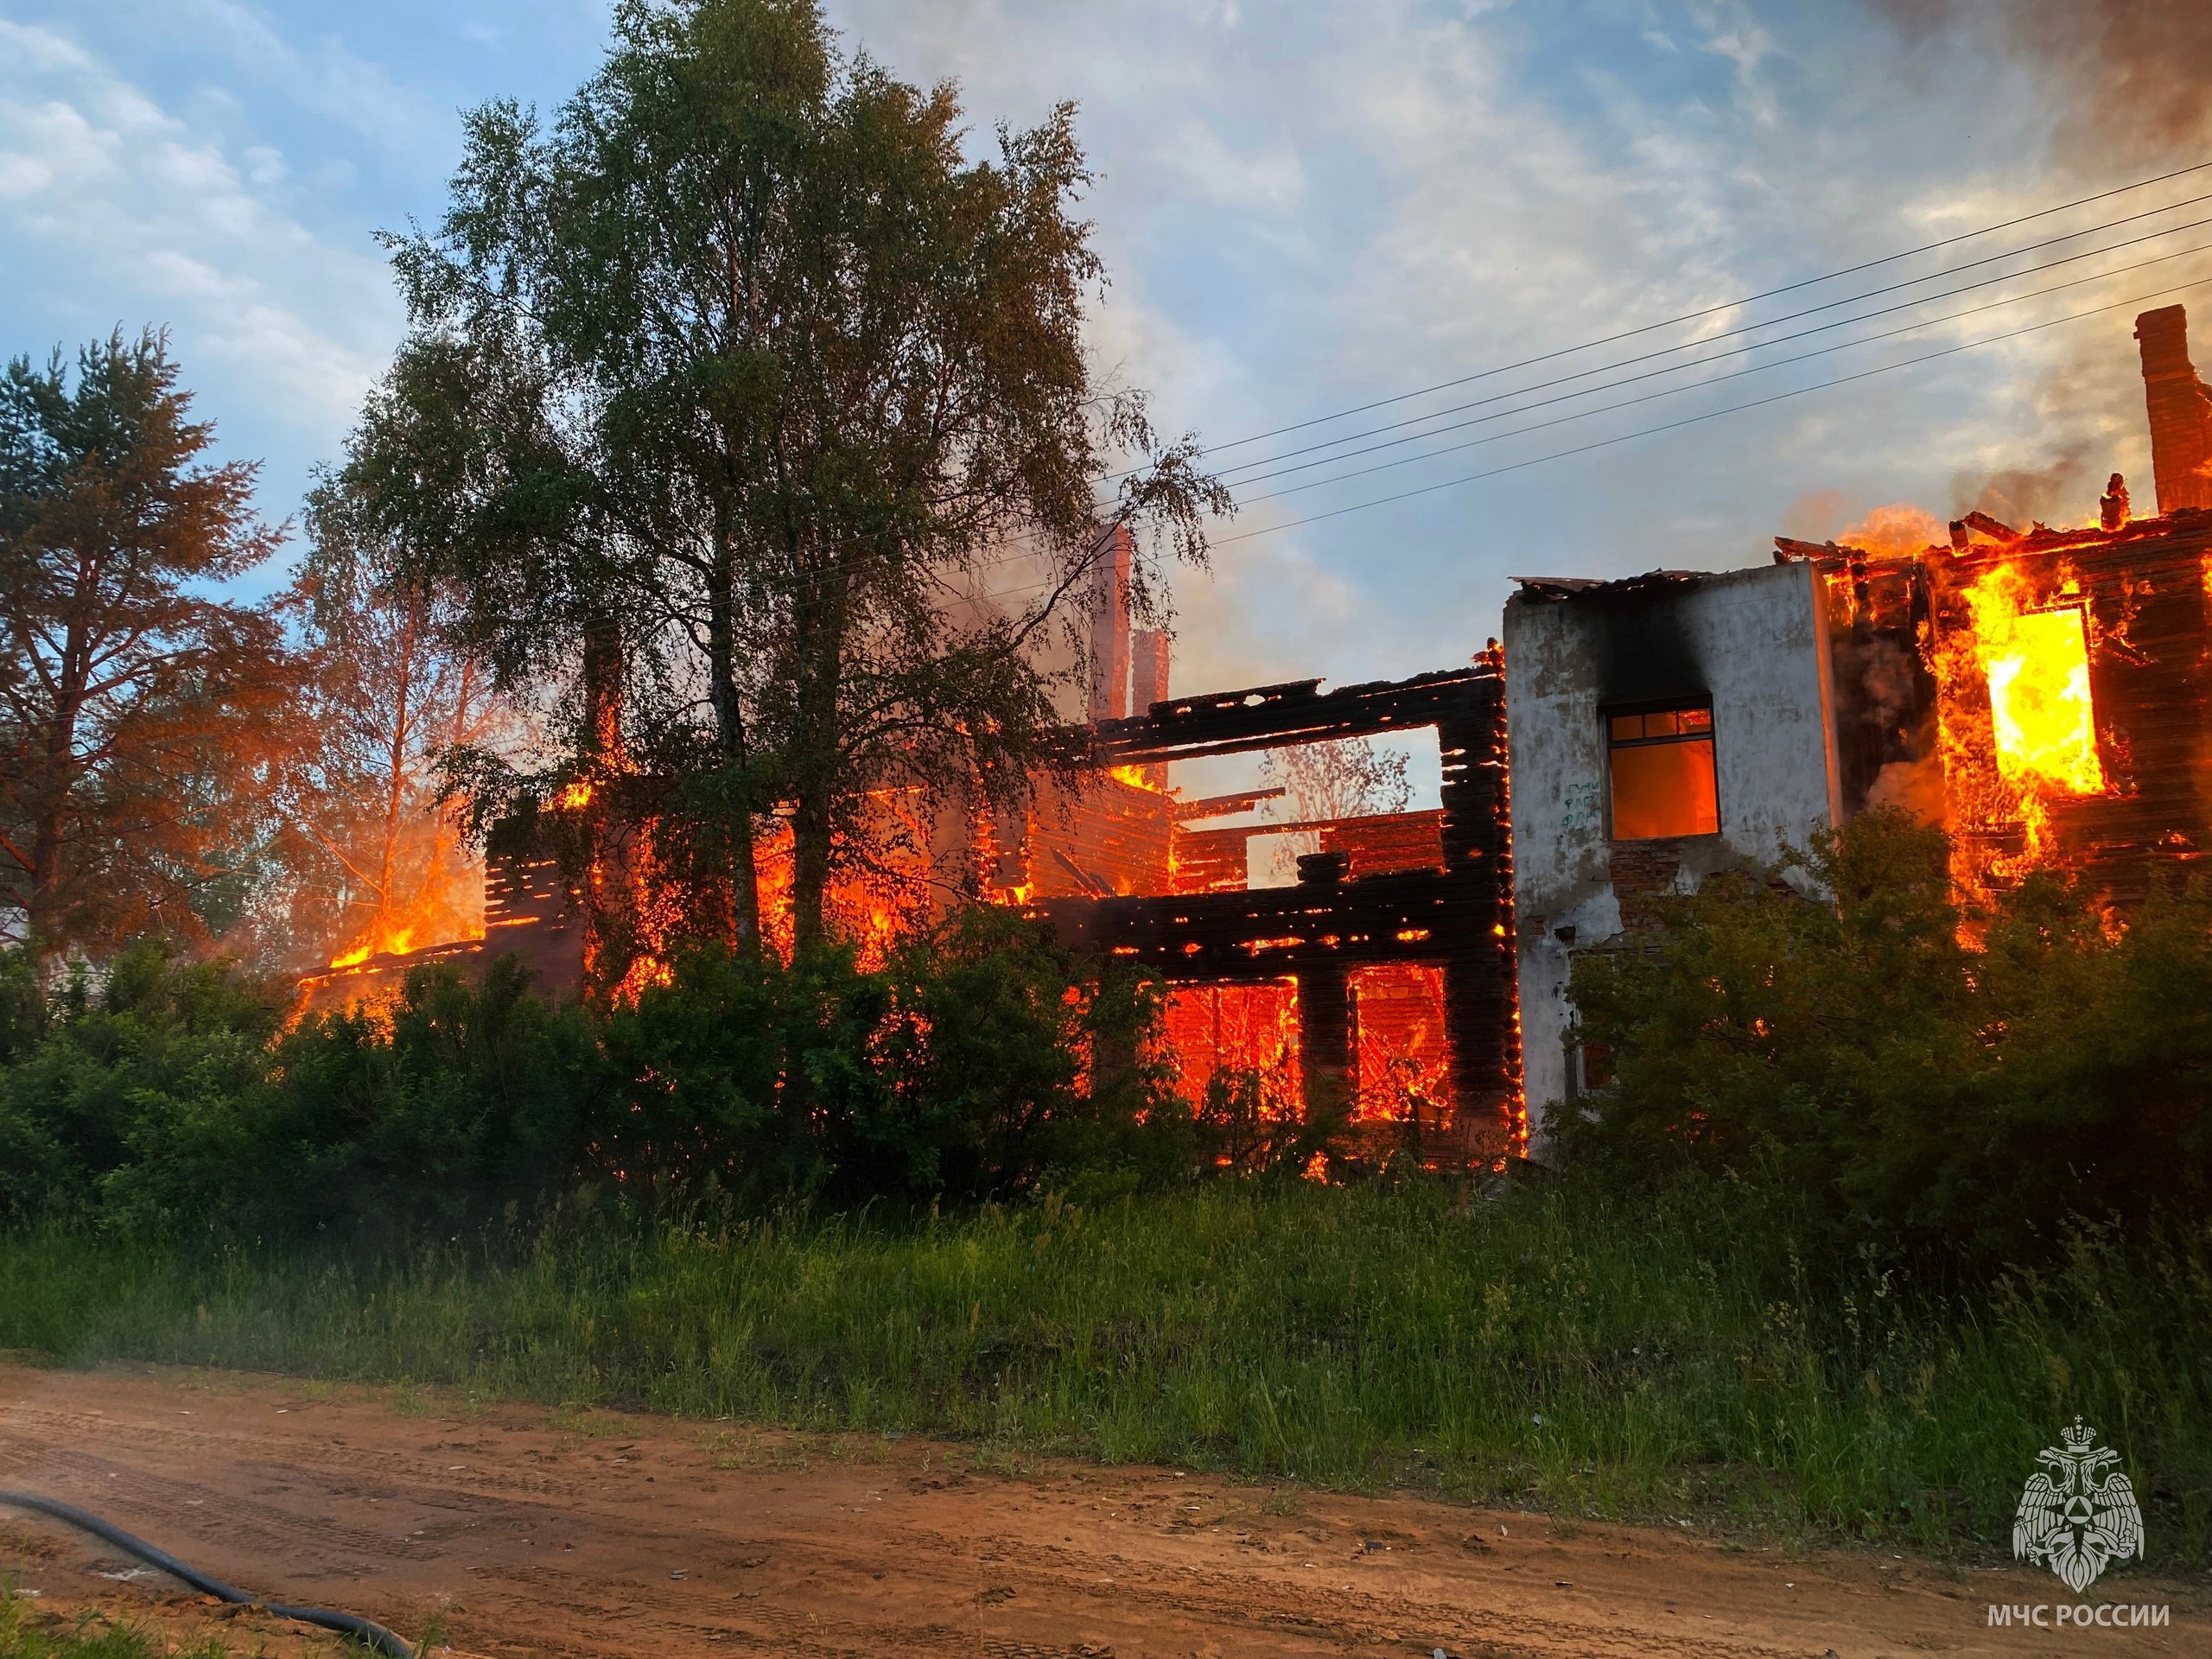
[
  {"left": 368, "top": 597, "right": 421, "bottom": 950},
  {"left": 28, "top": 762, "right": 68, "bottom": 988},
  {"left": 787, "top": 550, "right": 848, "bottom": 953},
  {"left": 417, "top": 650, "right": 480, "bottom": 929},
  {"left": 581, "top": 619, "right": 625, "bottom": 765},
  {"left": 27, "top": 671, "right": 84, "bottom": 988},
  {"left": 707, "top": 530, "right": 763, "bottom": 950}
]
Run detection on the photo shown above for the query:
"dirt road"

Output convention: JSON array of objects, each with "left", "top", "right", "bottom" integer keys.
[{"left": 0, "top": 1363, "right": 2197, "bottom": 1657}]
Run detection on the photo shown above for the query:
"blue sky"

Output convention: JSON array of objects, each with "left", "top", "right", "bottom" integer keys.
[{"left": 0, "top": 0, "right": 2199, "bottom": 713}]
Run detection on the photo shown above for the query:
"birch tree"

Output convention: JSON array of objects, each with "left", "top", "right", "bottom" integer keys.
[{"left": 351, "top": 0, "right": 1224, "bottom": 962}]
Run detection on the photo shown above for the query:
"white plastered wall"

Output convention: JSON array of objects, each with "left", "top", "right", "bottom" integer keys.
[{"left": 1503, "top": 560, "right": 1843, "bottom": 1148}]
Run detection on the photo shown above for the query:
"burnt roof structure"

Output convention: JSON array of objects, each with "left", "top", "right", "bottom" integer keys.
[{"left": 1039, "top": 652, "right": 1522, "bottom": 1165}]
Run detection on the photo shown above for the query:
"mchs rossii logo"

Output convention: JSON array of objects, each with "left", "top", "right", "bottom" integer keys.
[
  {"left": 2012, "top": 1419, "right": 2143, "bottom": 1593},
  {"left": 1985, "top": 1419, "right": 2166, "bottom": 1633}
]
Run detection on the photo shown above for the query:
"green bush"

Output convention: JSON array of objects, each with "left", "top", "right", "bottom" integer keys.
[
  {"left": 600, "top": 907, "right": 1188, "bottom": 1209},
  {"left": 247, "top": 953, "right": 601, "bottom": 1241},
  {"left": 6, "top": 951, "right": 602, "bottom": 1243},
  {"left": 0, "top": 910, "right": 1196, "bottom": 1238},
  {"left": 1560, "top": 808, "right": 2212, "bottom": 1270},
  {"left": 0, "top": 945, "right": 285, "bottom": 1227}
]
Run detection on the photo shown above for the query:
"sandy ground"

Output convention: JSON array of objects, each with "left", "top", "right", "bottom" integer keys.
[{"left": 0, "top": 1363, "right": 2200, "bottom": 1658}]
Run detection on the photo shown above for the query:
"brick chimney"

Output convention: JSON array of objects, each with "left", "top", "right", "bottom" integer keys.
[
  {"left": 1130, "top": 626, "right": 1170, "bottom": 786},
  {"left": 1085, "top": 524, "right": 1133, "bottom": 722},
  {"left": 2133, "top": 305, "right": 2212, "bottom": 514}
]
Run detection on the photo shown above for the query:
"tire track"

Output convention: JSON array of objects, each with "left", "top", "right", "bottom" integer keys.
[{"left": 5, "top": 1364, "right": 2201, "bottom": 1659}]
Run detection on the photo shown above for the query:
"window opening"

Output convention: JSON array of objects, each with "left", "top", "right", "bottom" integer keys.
[{"left": 1607, "top": 702, "right": 1719, "bottom": 840}]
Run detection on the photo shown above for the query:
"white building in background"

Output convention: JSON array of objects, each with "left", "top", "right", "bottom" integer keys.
[{"left": 1503, "top": 559, "right": 1848, "bottom": 1141}]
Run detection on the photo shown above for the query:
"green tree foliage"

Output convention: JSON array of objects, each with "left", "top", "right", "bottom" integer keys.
[
  {"left": 0, "top": 945, "right": 600, "bottom": 1239},
  {"left": 0, "top": 911, "right": 1195, "bottom": 1236},
  {"left": 343, "top": 0, "right": 1225, "bottom": 967},
  {"left": 1560, "top": 808, "right": 2212, "bottom": 1268},
  {"left": 0, "top": 331, "right": 298, "bottom": 971},
  {"left": 241, "top": 957, "right": 600, "bottom": 1241},
  {"left": 0, "top": 944, "right": 286, "bottom": 1225},
  {"left": 874, "top": 906, "right": 1183, "bottom": 1202},
  {"left": 600, "top": 907, "right": 1182, "bottom": 1207}
]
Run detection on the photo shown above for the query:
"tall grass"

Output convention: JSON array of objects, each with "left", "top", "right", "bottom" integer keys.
[
  {"left": 0, "top": 1582, "right": 359, "bottom": 1656},
  {"left": 2, "top": 1178, "right": 2205, "bottom": 1565}
]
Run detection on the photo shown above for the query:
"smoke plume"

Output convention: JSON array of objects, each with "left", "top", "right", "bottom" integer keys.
[
  {"left": 1877, "top": 1, "right": 2212, "bottom": 172},
  {"left": 1838, "top": 502, "right": 1948, "bottom": 558},
  {"left": 1952, "top": 442, "right": 2094, "bottom": 530}
]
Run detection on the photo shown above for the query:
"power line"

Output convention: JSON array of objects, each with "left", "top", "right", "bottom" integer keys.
[
  {"left": 965, "top": 170, "right": 2212, "bottom": 591},
  {"left": 969, "top": 268, "right": 2212, "bottom": 603},
  {"left": 1230, "top": 238, "right": 2212, "bottom": 502},
  {"left": 1118, "top": 156, "right": 2212, "bottom": 473},
  {"left": 935, "top": 193, "right": 2212, "bottom": 585},
  {"left": 1202, "top": 274, "right": 2212, "bottom": 548},
  {"left": 1205, "top": 194, "right": 2212, "bottom": 489}
]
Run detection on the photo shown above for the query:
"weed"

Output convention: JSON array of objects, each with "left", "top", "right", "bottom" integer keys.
[{"left": 1, "top": 1179, "right": 2206, "bottom": 1564}]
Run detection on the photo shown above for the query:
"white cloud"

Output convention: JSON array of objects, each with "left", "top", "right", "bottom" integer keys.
[
  {"left": 1690, "top": 1, "right": 1781, "bottom": 127},
  {"left": 1153, "top": 118, "right": 1306, "bottom": 216},
  {"left": 146, "top": 0, "right": 448, "bottom": 162},
  {"left": 0, "top": 18, "right": 399, "bottom": 447},
  {"left": 1, "top": 0, "right": 2151, "bottom": 682}
]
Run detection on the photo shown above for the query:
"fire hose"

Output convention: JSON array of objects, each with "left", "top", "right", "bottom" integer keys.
[{"left": 0, "top": 1490, "right": 414, "bottom": 1656}]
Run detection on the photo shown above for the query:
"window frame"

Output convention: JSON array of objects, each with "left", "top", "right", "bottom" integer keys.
[{"left": 1603, "top": 696, "right": 1720, "bottom": 842}]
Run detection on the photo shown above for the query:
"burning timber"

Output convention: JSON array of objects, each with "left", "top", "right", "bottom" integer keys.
[
  {"left": 1053, "top": 655, "right": 1521, "bottom": 1166},
  {"left": 1511, "top": 303, "right": 2212, "bottom": 1136},
  {"left": 296, "top": 302, "right": 2212, "bottom": 1167}
]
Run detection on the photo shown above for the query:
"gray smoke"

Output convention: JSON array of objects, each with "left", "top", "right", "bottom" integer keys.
[{"left": 1876, "top": 1, "right": 2212, "bottom": 170}]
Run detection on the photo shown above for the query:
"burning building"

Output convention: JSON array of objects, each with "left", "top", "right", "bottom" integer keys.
[
  {"left": 299, "top": 302, "right": 2212, "bottom": 1173},
  {"left": 293, "top": 531, "right": 1522, "bottom": 1164},
  {"left": 1046, "top": 652, "right": 1519, "bottom": 1164},
  {"left": 1509, "top": 303, "right": 2212, "bottom": 1143}
]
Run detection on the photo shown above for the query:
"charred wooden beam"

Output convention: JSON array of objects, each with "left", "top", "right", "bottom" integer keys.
[
  {"left": 1042, "top": 652, "right": 1521, "bottom": 1164},
  {"left": 1173, "top": 786, "right": 1286, "bottom": 820},
  {"left": 1033, "top": 866, "right": 1495, "bottom": 979},
  {"left": 1081, "top": 664, "right": 1502, "bottom": 765}
]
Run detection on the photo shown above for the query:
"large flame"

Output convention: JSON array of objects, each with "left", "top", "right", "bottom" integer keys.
[
  {"left": 1350, "top": 963, "right": 1452, "bottom": 1124},
  {"left": 1968, "top": 570, "right": 2105, "bottom": 798},
  {"left": 330, "top": 926, "right": 417, "bottom": 969},
  {"left": 1930, "top": 556, "right": 2109, "bottom": 893},
  {"left": 325, "top": 853, "right": 485, "bottom": 970},
  {"left": 1161, "top": 981, "right": 1301, "bottom": 1115}
]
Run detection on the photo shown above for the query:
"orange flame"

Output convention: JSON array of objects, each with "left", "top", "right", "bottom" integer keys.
[
  {"left": 1349, "top": 963, "right": 1452, "bottom": 1125},
  {"left": 1967, "top": 567, "right": 2105, "bottom": 798},
  {"left": 1108, "top": 763, "right": 1166, "bottom": 793},
  {"left": 326, "top": 883, "right": 482, "bottom": 970},
  {"left": 1931, "top": 555, "right": 2109, "bottom": 894},
  {"left": 1160, "top": 981, "right": 1301, "bottom": 1113},
  {"left": 328, "top": 925, "right": 418, "bottom": 969}
]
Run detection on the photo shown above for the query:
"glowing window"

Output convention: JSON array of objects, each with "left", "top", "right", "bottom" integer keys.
[
  {"left": 1984, "top": 605, "right": 2104, "bottom": 796},
  {"left": 1606, "top": 702, "right": 1719, "bottom": 841}
]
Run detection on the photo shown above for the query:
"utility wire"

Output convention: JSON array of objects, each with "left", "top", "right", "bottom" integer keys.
[
  {"left": 1204, "top": 194, "right": 2212, "bottom": 488},
  {"left": 1116, "top": 156, "right": 2212, "bottom": 473},
  {"left": 1202, "top": 274, "right": 2212, "bottom": 547},
  {"left": 967, "top": 268, "right": 2212, "bottom": 603},
  {"left": 967, "top": 172, "right": 2212, "bottom": 590},
  {"left": 944, "top": 200, "right": 2212, "bottom": 585},
  {"left": 1230, "top": 238, "right": 2212, "bottom": 500}
]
